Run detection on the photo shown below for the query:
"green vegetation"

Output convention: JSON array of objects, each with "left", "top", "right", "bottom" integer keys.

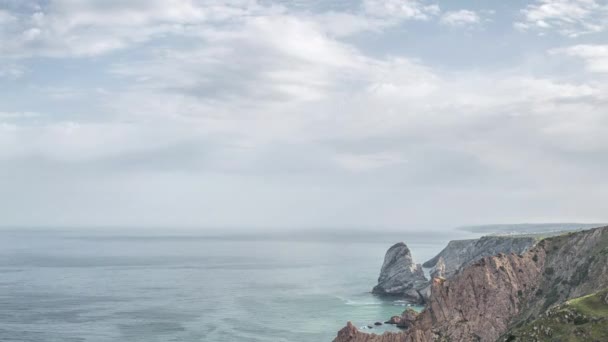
[
  {"left": 568, "top": 289, "right": 608, "bottom": 317},
  {"left": 504, "top": 289, "right": 608, "bottom": 342}
]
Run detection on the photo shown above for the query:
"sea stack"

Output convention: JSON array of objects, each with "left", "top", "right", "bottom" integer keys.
[{"left": 372, "top": 242, "right": 427, "bottom": 303}]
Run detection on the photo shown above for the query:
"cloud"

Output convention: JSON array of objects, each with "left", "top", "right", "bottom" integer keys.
[
  {"left": 0, "top": 0, "right": 270, "bottom": 57},
  {"left": 0, "top": 62, "right": 25, "bottom": 79},
  {"left": 515, "top": 0, "right": 608, "bottom": 37},
  {"left": 362, "top": 0, "right": 440, "bottom": 21},
  {"left": 552, "top": 44, "right": 608, "bottom": 73},
  {"left": 0, "top": 0, "right": 608, "bottom": 227},
  {"left": 440, "top": 9, "right": 480, "bottom": 27}
]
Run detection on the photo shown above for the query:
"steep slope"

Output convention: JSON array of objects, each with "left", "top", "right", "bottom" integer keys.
[
  {"left": 335, "top": 226, "right": 608, "bottom": 342},
  {"left": 423, "top": 236, "right": 537, "bottom": 278}
]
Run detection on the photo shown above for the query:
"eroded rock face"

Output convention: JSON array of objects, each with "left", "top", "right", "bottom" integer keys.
[
  {"left": 429, "top": 257, "right": 445, "bottom": 279},
  {"left": 372, "top": 243, "right": 427, "bottom": 302},
  {"left": 336, "top": 226, "right": 608, "bottom": 342},
  {"left": 396, "top": 309, "right": 418, "bottom": 329},
  {"left": 385, "top": 316, "right": 401, "bottom": 325},
  {"left": 339, "top": 249, "right": 545, "bottom": 342},
  {"left": 422, "top": 235, "right": 537, "bottom": 278},
  {"left": 334, "top": 322, "right": 405, "bottom": 342}
]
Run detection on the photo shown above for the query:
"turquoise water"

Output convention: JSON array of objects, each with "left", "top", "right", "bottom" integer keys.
[{"left": 0, "top": 229, "right": 470, "bottom": 341}]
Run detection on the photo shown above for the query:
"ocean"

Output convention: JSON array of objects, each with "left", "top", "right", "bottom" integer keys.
[{"left": 0, "top": 228, "right": 475, "bottom": 342}]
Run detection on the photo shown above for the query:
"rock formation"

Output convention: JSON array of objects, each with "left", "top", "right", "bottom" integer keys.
[
  {"left": 372, "top": 242, "right": 427, "bottom": 303},
  {"left": 385, "top": 316, "right": 401, "bottom": 325},
  {"left": 335, "top": 226, "right": 608, "bottom": 342},
  {"left": 422, "top": 235, "right": 537, "bottom": 278},
  {"left": 429, "top": 257, "right": 445, "bottom": 279},
  {"left": 396, "top": 309, "right": 418, "bottom": 329}
]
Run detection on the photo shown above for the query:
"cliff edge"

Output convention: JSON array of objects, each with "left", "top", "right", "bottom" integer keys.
[{"left": 335, "top": 226, "right": 608, "bottom": 342}]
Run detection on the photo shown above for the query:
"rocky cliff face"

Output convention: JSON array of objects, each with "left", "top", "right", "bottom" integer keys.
[
  {"left": 423, "top": 235, "right": 537, "bottom": 279},
  {"left": 372, "top": 243, "right": 427, "bottom": 302},
  {"left": 335, "top": 226, "right": 608, "bottom": 342}
]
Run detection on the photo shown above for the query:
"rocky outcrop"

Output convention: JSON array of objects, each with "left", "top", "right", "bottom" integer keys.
[
  {"left": 385, "top": 316, "right": 401, "bottom": 325},
  {"left": 429, "top": 257, "right": 445, "bottom": 279},
  {"left": 372, "top": 243, "right": 427, "bottom": 302},
  {"left": 422, "top": 235, "right": 537, "bottom": 278},
  {"left": 335, "top": 322, "right": 404, "bottom": 342},
  {"left": 396, "top": 309, "right": 418, "bottom": 329},
  {"left": 335, "top": 226, "right": 608, "bottom": 342}
]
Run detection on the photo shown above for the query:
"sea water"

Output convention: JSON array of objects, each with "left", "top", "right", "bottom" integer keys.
[{"left": 0, "top": 229, "right": 474, "bottom": 342}]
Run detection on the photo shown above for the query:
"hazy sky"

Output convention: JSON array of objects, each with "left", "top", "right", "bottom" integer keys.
[{"left": 0, "top": 0, "right": 607, "bottom": 230}]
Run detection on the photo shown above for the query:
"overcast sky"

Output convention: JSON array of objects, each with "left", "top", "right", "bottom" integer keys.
[{"left": 0, "top": 0, "right": 607, "bottom": 230}]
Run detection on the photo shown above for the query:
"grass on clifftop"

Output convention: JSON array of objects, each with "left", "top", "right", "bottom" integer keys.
[
  {"left": 567, "top": 289, "right": 608, "bottom": 317},
  {"left": 503, "top": 288, "right": 608, "bottom": 342}
]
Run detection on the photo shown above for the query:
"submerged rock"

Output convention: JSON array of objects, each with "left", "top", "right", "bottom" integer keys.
[{"left": 371, "top": 242, "right": 427, "bottom": 302}]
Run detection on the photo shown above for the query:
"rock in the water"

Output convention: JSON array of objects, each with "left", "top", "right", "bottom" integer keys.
[
  {"left": 385, "top": 316, "right": 402, "bottom": 325},
  {"left": 374, "top": 322, "right": 382, "bottom": 326},
  {"left": 396, "top": 308, "right": 418, "bottom": 329},
  {"left": 372, "top": 242, "right": 427, "bottom": 302},
  {"left": 366, "top": 325, "right": 373, "bottom": 329}
]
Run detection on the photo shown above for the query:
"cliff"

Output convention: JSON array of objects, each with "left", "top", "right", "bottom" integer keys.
[
  {"left": 372, "top": 242, "right": 427, "bottom": 302},
  {"left": 335, "top": 226, "right": 608, "bottom": 342},
  {"left": 422, "top": 235, "right": 537, "bottom": 279}
]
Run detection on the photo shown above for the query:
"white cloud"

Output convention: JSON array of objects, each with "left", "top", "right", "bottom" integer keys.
[
  {"left": 440, "top": 9, "right": 480, "bottom": 27},
  {"left": 0, "top": 9, "right": 16, "bottom": 23},
  {"left": 552, "top": 44, "right": 608, "bottom": 72},
  {"left": 0, "top": 62, "right": 25, "bottom": 79},
  {"left": 0, "top": 0, "right": 270, "bottom": 57},
  {"left": 362, "top": 0, "right": 440, "bottom": 21},
  {"left": 1, "top": 0, "right": 608, "bottom": 227},
  {"left": 516, "top": 0, "right": 608, "bottom": 37}
]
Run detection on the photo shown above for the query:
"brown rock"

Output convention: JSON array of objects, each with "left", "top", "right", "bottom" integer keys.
[
  {"left": 385, "top": 316, "right": 402, "bottom": 325},
  {"left": 396, "top": 309, "right": 418, "bottom": 329},
  {"left": 333, "top": 322, "right": 407, "bottom": 342}
]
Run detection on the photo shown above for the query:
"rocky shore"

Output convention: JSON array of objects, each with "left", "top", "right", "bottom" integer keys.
[{"left": 335, "top": 225, "right": 608, "bottom": 342}]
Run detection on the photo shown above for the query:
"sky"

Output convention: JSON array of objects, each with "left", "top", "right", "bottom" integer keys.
[{"left": 0, "top": 0, "right": 607, "bottom": 230}]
